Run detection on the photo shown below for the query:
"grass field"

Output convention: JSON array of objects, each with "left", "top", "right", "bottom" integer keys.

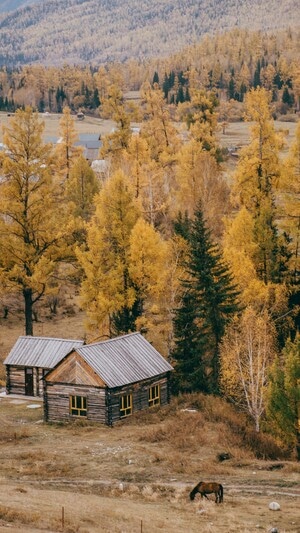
[
  {"left": 0, "top": 110, "right": 297, "bottom": 151},
  {"left": 0, "top": 389, "right": 299, "bottom": 533},
  {"left": 0, "top": 111, "right": 114, "bottom": 143}
]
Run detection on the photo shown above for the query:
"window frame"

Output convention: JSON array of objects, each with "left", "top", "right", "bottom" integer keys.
[
  {"left": 148, "top": 384, "right": 160, "bottom": 407},
  {"left": 119, "top": 393, "right": 132, "bottom": 418},
  {"left": 69, "top": 395, "right": 87, "bottom": 417}
]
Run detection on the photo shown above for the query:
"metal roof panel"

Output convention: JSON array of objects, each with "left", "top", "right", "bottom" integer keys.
[
  {"left": 4, "top": 336, "right": 84, "bottom": 369},
  {"left": 77, "top": 332, "right": 173, "bottom": 388}
]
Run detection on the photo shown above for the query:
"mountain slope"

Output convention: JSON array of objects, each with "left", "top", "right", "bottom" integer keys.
[
  {"left": 0, "top": 0, "right": 299, "bottom": 67},
  {"left": 0, "top": 0, "right": 41, "bottom": 12}
]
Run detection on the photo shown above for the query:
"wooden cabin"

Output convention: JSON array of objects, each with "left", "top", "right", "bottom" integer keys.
[
  {"left": 4, "top": 336, "right": 84, "bottom": 397},
  {"left": 44, "top": 332, "right": 173, "bottom": 426}
]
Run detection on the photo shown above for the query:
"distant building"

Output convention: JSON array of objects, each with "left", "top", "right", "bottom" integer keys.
[
  {"left": 91, "top": 159, "right": 109, "bottom": 178},
  {"left": 75, "top": 133, "right": 102, "bottom": 160},
  {"left": 45, "top": 133, "right": 102, "bottom": 161}
]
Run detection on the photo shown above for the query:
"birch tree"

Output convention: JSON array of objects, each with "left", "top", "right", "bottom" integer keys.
[{"left": 220, "top": 307, "right": 277, "bottom": 432}]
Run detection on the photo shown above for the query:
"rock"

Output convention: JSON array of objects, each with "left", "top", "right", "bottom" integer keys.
[
  {"left": 269, "top": 502, "right": 280, "bottom": 511},
  {"left": 217, "top": 452, "right": 232, "bottom": 462}
]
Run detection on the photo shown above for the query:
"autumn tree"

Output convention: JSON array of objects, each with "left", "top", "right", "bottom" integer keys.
[
  {"left": 65, "top": 154, "right": 99, "bottom": 222},
  {"left": 172, "top": 207, "right": 240, "bottom": 393},
  {"left": 174, "top": 139, "right": 230, "bottom": 239},
  {"left": 232, "top": 87, "right": 289, "bottom": 284},
  {"left": 267, "top": 335, "right": 300, "bottom": 460},
  {"left": 280, "top": 120, "right": 300, "bottom": 285},
  {"left": 222, "top": 204, "right": 292, "bottom": 349},
  {"left": 220, "top": 307, "right": 277, "bottom": 432},
  {"left": 178, "top": 88, "right": 219, "bottom": 157},
  {"left": 55, "top": 106, "right": 82, "bottom": 181},
  {"left": 121, "top": 134, "right": 151, "bottom": 199},
  {"left": 140, "top": 82, "right": 181, "bottom": 164},
  {"left": 100, "top": 84, "right": 138, "bottom": 163},
  {"left": 128, "top": 217, "right": 172, "bottom": 354},
  {"left": 77, "top": 170, "right": 142, "bottom": 337},
  {"left": 0, "top": 107, "right": 71, "bottom": 335}
]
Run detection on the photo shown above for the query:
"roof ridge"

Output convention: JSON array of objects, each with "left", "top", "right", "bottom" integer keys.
[
  {"left": 18, "top": 336, "right": 84, "bottom": 343},
  {"left": 85, "top": 331, "right": 140, "bottom": 348}
]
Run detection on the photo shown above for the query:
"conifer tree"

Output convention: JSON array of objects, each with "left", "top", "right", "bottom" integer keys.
[
  {"left": 172, "top": 207, "right": 239, "bottom": 393},
  {"left": 267, "top": 335, "right": 300, "bottom": 460}
]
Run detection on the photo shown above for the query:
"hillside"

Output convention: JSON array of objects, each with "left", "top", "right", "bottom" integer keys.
[
  {"left": 0, "top": 0, "right": 40, "bottom": 12},
  {"left": 0, "top": 0, "right": 299, "bottom": 67}
]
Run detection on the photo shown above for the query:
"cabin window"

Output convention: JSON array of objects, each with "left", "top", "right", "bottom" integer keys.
[
  {"left": 148, "top": 384, "right": 160, "bottom": 407},
  {"left": 119, "top": 394, "right": 132, "bottom": 418},
  {"left": 70, "top": 395, "right": 87, "bottom": 417}
]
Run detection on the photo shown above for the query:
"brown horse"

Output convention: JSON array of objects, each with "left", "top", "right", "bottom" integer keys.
[{"left": 190, "top": 481, "right": 223, "bottom": 503}]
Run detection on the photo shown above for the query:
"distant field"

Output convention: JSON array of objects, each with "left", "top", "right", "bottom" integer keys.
[
  {"left": 0, "top": 111, "right": 297, "bottom": 151},
  {"left": 218, "top": 120, "right": 297, "bottom": 152},
  {"left": 0, "top": 112, "right": 114, "bottom": 142}
]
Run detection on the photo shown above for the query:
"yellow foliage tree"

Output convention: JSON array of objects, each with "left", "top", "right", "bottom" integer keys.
[
  {"left": 77, "top": 170, "right": 142, "bottom": 337},
  {"left": 0, "top": 107, "right": 72, "bottom": 335},
  {"left": 175, "top": 139, "right": 230, "bottom": 239},
  {"left": 54, "top": 106, "right": 82, "bottom": 182}
]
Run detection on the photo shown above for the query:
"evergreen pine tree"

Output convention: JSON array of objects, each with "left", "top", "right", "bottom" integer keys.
[
  {"left": 267, "top": 335, "right": 300, "bottom": 460},
  {"left": 172, "top": 207, "right": 240, "bottom": 393}
]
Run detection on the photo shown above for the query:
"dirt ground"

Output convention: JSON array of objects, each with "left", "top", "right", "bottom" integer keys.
[{"left": 0, "top": 395, "right": 299, "bottom": 533}]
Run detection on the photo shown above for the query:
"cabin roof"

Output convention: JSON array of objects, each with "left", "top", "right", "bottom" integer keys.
[
  {"left": 4, "top": 336, "right": 84, "bottom": 369},
  {"left": 64, "top": 332, "right": 173, "bottom": 388}
]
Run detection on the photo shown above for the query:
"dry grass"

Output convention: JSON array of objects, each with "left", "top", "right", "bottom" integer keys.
[
  {"left": 0, "top": 111, "right": 114, "bottom": 142},
  {"left": 0, "top": 393, "right": 299, "bottom": 532}
]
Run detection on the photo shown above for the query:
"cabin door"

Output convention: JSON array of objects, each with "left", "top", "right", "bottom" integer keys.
[{"left": 25, "top": 368, "right": 34, "bottom": 396}]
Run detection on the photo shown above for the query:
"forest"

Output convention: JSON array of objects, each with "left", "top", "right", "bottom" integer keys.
[
  {"left": 0, "top": 28, "right": 299, "bottom": 118},
  {"left": 0, "top": 0, "right": 298, "bottom": 66},
  {"left": 0, "top": 26, "right": 299, "bottom": 460}
]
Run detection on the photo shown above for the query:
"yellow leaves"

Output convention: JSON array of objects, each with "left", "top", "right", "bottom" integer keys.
[
  {"left": 175, "top": 140, "right": 229, "bottom": 237},
  {"left": 0, "top": 108, "right": 74, "bottom": 313},
  {"left": 129, "top": 217, "right": 167, "bottom": 297}
]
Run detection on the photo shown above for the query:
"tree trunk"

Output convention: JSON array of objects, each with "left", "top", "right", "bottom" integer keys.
[{"left": 23, "top": 287, "right": 33, "bottom": 336}]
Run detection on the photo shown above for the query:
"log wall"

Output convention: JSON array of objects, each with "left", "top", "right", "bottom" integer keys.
[
  {"left": 109, "top": 374, "right": 170, "bottom": 425},
  {"left": 44, "top": 372, "right": 171, "bottom": 426},
  {"left": 6, "top": 365, "right": 46, "bottom": 397},
  {"left": 44, "top": 383, "right": 107, "bottom": 423}
]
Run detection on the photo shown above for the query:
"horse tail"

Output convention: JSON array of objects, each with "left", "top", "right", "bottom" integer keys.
[{"left": 219, "top": 484, "right": 224, "bottom": 503}]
